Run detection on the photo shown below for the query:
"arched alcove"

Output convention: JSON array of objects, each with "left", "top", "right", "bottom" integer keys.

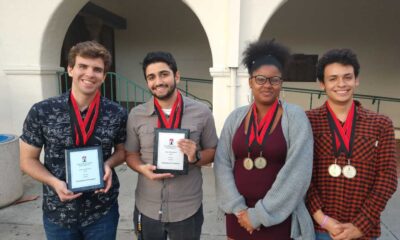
[{"left": 259, "top": 0, "right": 400, "bottom": 127}]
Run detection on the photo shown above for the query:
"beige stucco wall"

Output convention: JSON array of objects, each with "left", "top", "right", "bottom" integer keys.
[
  {"left": 0, "top": 0, "right": 76, "bottom": 134},
  {"left": 261, "top": 0, "right": 400, "bottom": 127},
  {"left": 0, "top": 0, "right": 399, "bottom": 136}
]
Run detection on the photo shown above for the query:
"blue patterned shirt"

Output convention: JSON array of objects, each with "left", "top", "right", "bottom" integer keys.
[{"left": 21, "top": 92, "right": 127, "bottom": 228}]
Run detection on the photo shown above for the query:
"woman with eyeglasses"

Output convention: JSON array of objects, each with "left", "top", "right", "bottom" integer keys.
[{"left": 214, "top": 39, "right": 315, "bottom": 240}]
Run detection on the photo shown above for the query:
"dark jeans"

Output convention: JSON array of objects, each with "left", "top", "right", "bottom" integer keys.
[
  {"left": 43, "top": 203, "right": 119, "bottom": 240},
  {"left": 133, "top": 205, "right": 204, "bottom": 240},
  {"left": 316, "top": 232, "right": 377, "bottom": 240},
  {"left": 315, "top": 232, "right": 333, "bottom": 240}
]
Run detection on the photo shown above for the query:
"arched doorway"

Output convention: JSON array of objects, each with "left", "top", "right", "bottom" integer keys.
[
  {"left": 59, "top": 2, "right": 127, "bottom": 101},
  {"left": 40, "top": 0, "right": 213, "bottom": 105}
]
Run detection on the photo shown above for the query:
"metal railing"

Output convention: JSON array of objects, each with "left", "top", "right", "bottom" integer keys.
[
  {"left": 180, "top": 77, "right": 212, "bottom": 93},
  {"left": 180, "top": 77, "right": 213, "bottom": 108},
  {"left": 282, "top": 86, "right": 400, "bottom": 113},
  {"left": 57, "top": 72, "right": 400, "bottom": 124},
  {"left": 57, "top": 72, "right": 213, "bottom": 110}
]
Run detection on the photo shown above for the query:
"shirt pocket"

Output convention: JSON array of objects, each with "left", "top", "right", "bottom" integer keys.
[
  {"left": 352, "top": 133, "right": 377, "bottom": 163},
  {"left": 314, "top": 132, "right": 333, "bottom": 158},
  {"left": 43, "top": 123, "right": 70, "bottom": 148},
  {"left": 138, "top": 124, "right": 156, "bottom": 153},
  {"left": 187, "top": 124, "right": 200, "bottom": 148}
]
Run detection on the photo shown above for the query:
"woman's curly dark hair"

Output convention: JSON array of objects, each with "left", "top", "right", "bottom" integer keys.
[{"left": 242, "top": 39, "right": 291, "bottom": 75}]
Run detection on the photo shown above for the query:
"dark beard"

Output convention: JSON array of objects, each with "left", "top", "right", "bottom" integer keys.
[{"left": 152, "top": 81, "right": 176, "bottom": 100}]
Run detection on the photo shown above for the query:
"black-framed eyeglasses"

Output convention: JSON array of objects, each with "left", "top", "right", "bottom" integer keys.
[{"left": 251, "top": 75, "right": 283, "bottom": 86}]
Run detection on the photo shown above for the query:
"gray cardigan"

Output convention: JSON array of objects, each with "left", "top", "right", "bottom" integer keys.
[{"left": 214, "top": 101, "right": 315, "bottom": 240}]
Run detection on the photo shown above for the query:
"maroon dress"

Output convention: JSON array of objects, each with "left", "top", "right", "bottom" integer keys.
[{"left": 226, "top": 118, "right": 292, "bottom": 240}]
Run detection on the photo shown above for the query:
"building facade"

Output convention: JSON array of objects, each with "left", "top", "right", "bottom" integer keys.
[{"left": 1, "top": 0, "right": 399, "bottom": 135}]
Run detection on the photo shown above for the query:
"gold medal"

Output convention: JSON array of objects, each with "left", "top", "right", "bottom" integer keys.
[
  {"left": 243, "top": 157, "right": 254, "bottom": 170},
  {"left": 245, "top": 102, "right": 278, "bottom": 172},
  {"left": 328, "top": 163, "right": 341, "bottom": 177},
  {"left": 254, "top": 156, "right": 267, "bottom": 169},
  {"left": 342, "top": 165, "right": 356, "bottom": 179}
]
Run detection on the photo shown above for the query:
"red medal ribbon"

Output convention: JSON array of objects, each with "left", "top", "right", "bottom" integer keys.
[
  {"left": 249, "top": 99, "right": 279, "bottom": 146},
  {"left": 70, "top": 91, "right": 101, "bottom": 146},
  {"left": 154, "top": 91, "right": 183, "bottom": 129},
  {"left": 326, "top": 101, "right": 355, "bottom": 153}
]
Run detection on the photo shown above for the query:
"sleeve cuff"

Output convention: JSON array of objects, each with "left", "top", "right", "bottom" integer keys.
[
  {"left": 219, "top": 194, "right": 247, "bottom": 215},
  {"left": 20, "top": 135, "right": 43, "bottom": 149},
  {"left": 231, "top": 202, "right": 248, "bottom": 215},
  {"left": 352, "top": 212, "right": 373, "bottom": 236},
  {"left": 307, "top": 194, "right": 324, "bottom": 215},
  {"left": 248, "top": 207, "right": 262, "bottom": 229}
]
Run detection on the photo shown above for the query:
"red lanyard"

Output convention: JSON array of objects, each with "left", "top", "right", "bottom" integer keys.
[
  {"left": 154, "top": 91, "right": 183, "bottom": 129},
  {"left": 247, "top": 99, "right": 279, "bottom": 148},
  {"left": 326, "top": 101, "right": 356, "bottom": 157},
  {"left": 70, "top": 91, "right": 100, "bottom": 146}
]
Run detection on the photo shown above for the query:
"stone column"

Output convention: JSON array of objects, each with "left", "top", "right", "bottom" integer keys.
[{"left": 210, "top": 67, "right": 236, "bottom": 134}]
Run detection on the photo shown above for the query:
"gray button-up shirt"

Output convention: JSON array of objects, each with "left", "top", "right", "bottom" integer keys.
[{"left": 125, "top": 96, "right": 218, "bottom": 222}]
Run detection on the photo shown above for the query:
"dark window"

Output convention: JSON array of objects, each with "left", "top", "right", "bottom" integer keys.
[
  {"left": 286, "top": 54, "right": 318, "bottom": 82},
  {"left": 59, "top": 2, "right": 127, "bottom": 100}
]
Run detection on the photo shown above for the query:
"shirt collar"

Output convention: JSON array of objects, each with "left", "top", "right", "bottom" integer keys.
[
  {"left": 144, "top": 97, "right": 156, "bottom": 116},
  {"left": 144, "top": 95, "right": 188, "bottom": 116},
  {"left": 60, "top": 90, "right": 104, "bottom": 111},
  {"left": 318, "top": 100, "right": 366, "bottom": 119}
]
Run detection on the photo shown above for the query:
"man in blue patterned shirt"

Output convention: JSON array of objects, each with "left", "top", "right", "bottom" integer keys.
[{"left": 20, "top": 41, "right": 127, "bottom": 240}]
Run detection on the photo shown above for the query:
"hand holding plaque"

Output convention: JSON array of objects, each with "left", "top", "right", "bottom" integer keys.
[
  {"left": 176, "top": 138, "right": 198, "bottom": 163},
  {"left": 95, "top": 163, "right": 112, "bottom": 194},
  {"left": 65, "top": 146, "right": 105, "bottom": 192},
  {"left": 153, "top": 128, "right": 190, "bottom": 175},
  {"left": 52, "top": 178, "right": 82, "bottom": 202}
]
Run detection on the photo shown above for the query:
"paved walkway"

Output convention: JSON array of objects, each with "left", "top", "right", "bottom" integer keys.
[{"left": 0, "top": 165, "right": 399, "bottom": 240}]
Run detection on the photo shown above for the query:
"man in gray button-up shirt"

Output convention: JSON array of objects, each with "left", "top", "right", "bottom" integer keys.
[{"left": 125, "top": 51, "right": 218, "bottom": 240}]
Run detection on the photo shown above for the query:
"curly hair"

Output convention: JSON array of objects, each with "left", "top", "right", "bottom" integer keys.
[
  {"left": 242, "top": 39, "right": 291, "bottom": 76},
  {"left": 316, "top": 48, "right": 360, "bottom": 82}
]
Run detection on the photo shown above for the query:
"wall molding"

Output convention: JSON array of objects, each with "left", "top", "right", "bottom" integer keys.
[
  {"left": 3, "top": 66, "right": 65, "bottom": 76},
  {"left": 209, "top": 67, "right": 230, "bottom": 77}
]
